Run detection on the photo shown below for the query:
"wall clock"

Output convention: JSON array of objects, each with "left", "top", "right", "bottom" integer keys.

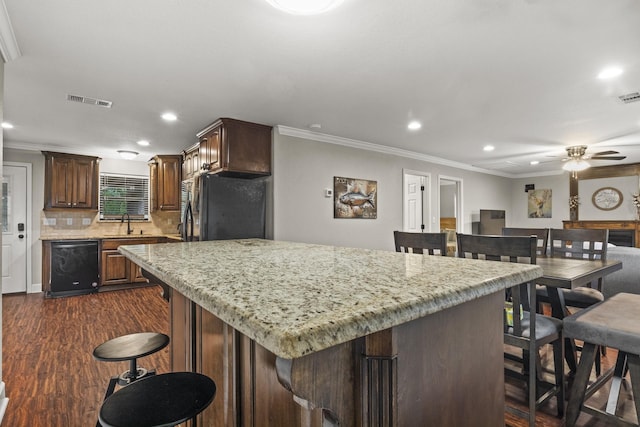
[{"left": 592, "top": 187, "right": 623, "bottom": 210}]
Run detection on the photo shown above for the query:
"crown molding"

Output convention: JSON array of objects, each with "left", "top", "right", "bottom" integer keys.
[
  {"left": 0, "top": 1, "right": 20, "bottom": 62},
  {"left": 276, "top": 125, "right": 524, "bottom": 178}
]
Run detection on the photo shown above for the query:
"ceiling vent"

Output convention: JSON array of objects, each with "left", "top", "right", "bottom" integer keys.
[
  {"left": 66, "top": 94, "right": 113, "bottom": 108},
  {"left": 618, "top": 92, "right": 640, "bottom": 104}
]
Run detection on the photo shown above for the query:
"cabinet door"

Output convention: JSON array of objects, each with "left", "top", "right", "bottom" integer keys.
[
  {"left": 157, "top": 156, "right": 181, "bottom": 210},
  {"left": 49, "top": 157, "right": 74, "bottom": 208},
  {"left": 149, "top": 161, "right": 158, "bottom": 211},
  {"left": 101, "top": 250, "right": 130, "bottom": 285},
  {"left": 199, "top": 128, "right": 220, "bottom": 172},
  {"left": 183, "top": 151, "right": 192, "bottom": 179},
  {"left": 72, "top": 157, "right": 97, "bottom": 209},
  {"left": 130, "top": 261, "right": 149, "bottom": 283}
]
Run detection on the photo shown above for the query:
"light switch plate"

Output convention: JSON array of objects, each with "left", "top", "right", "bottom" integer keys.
[{"left": 66, "top": 218, "right": 73, "bottom": 225}]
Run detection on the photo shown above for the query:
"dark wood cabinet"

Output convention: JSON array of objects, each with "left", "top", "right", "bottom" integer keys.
[
  {"left": 101, "top": 237, "right": 162, "bottom": 286},
  {"left": 43, "top": 151, "right": 99, "bottom": 210},
  {"left": 182, "top": 143, "right": 200, "bottom": 180},
  {"left": 149, "top": 155, "right": 182, "bottom": 211},
  {"left": 196, "top": 118, "right": 272, "bottom": 178}
]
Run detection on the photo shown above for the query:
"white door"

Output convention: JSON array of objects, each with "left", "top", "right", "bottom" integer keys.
[
  {"left": 403, "top": 172, "right": 429, "bottom": 232},
  {"left": 2, "top": 164, "right": 28, "bottom": 294}
]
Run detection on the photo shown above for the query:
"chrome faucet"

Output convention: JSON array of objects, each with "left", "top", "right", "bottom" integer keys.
[{"left": 121, "top": 213, "right": 133, "bottom": 235}]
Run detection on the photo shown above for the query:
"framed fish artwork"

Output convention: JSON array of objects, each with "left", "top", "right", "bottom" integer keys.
[{"left": 334, "top": 176, "right": 377, "bottom": 219}]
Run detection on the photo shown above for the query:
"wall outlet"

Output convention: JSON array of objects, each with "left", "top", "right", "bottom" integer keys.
[
  {"left": 43, "top": 218, "right": 56, "bottom": 226},
  {"left": 66, "top": 218, "right": 73, "bottom": 225},
  {"left": 82, "top": 218, "right": 91, "bottom": 225}
]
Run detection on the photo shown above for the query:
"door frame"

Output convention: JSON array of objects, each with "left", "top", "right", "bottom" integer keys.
[
  {"left": 437, "top": 174, "right": 463, "bottom": 233},
  {"left": 402, "top": 169, "right": 431, "bottom": 232},
  {"left": 3, "top": 161, "right": 33, "bottom": 293}
]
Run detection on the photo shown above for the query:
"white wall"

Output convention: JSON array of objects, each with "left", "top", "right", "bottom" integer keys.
[
  {"left": 273, "top": 131, "right": 513, "bottom": 251},
  {"left": 509, "top": 174, "right": 569, "bottom": 229}
]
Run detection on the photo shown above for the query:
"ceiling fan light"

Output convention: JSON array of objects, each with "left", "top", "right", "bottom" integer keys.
[
  {"left": 562, "top": 159, "right": 590, "bottom": 172},
  {"left": 265, "top": 0, "right": 344, "bottom": 15}
]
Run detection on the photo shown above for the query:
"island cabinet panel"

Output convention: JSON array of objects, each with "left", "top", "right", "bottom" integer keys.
[
  {"left": 43, "top": 151, "right": 99, "bottom": 210},
  {"left": 169, "top": 288, "right": 504, "bottom": 427}
]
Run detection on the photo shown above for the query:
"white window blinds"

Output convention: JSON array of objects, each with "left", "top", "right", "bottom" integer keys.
[{"left": 99, "top": 173, "right": 149, "bottom": 219}]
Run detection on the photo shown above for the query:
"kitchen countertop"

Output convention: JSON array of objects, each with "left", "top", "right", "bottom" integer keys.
[
  {"left": 40, "top": 233, "right": 181, "bottom": 241},
  {"left": 119, "top": 239, "right": 542, "bottom": 359}
]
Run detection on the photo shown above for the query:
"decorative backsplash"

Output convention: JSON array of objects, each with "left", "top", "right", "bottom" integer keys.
[{"left": 40, "top": 210, "right": 181, "bottom": 237}]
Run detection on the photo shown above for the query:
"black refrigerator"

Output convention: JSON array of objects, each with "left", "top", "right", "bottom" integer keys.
[{"left": 184, "top": 174, "right": 266, "bottom": 241}]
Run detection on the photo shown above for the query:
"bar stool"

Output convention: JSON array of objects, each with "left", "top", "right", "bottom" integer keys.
[
  {"left": 564, "top": 293, "right": 640, "bottom": 426},
  {"left": 99, "top": 372, "right": 216, "bottom": 427},
  {"left": 93, "top": 332, "right": 170, "bottom": 400}
]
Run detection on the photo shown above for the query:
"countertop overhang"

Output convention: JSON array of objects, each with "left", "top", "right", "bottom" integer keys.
[{"left": 119, "top": 239, "right": 542, "bottom": 359}]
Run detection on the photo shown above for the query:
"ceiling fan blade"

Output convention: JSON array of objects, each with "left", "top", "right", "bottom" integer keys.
[
  {"left": 592, "top": 150, "right": 620, "bottom": 156},
  {"left": 590, "top": 156, "right": 627, "bottom": 160}
]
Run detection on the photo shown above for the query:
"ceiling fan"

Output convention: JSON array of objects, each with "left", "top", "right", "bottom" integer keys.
[{"left": 562, "top": 145, "right": 626, "bottom": 173}]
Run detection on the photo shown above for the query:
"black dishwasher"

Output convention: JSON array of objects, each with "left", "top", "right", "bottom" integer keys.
[{"left": 48, "top": 240, "right": 99, "bottom": 297}]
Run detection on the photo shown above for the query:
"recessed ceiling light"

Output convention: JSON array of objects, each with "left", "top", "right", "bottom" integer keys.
[
  {"left": 483, "top": 145, "right": 495, "bottom": 152},
  {"left": 407, "top": 121, "right": 422, "bottom": 130},
  {"left": 265, "top": 0, "right": 344, "bottom": 15},
  {"left": 530, "top": 160, "right": 540, "bottom": 165},
  {"left": 137, "top": 140, "right": 150, "bottom": 146},
  {"left": 117, "top": 150, "right": 139, "bottom": 160},
  {"left": 161, "top": 112, "right": 177, "bottom": 121},
  {"left": 598, "top": 67, "right": 623, "bottom": 79},
  {"left": 2, "top": 122, "right": 14, "bottom": 129}
]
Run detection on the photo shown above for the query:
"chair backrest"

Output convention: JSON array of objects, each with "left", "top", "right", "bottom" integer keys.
[
  {"left": 502, "top": 227, "right": 549, "bottom": 256},
  {"left": 457, "top": 233, "right": 537, "bottom": 336},
  {"left": 394, "top": 231, "right": 447, "bottom": 256},
  {"left": 549, "top": 228, "right": 608, "bottom": 260}
]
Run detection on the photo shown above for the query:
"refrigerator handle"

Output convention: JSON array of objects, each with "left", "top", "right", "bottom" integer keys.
[
  {"left": 187, "top": 201, "right": 194, "bottom": 241},
  {"left": 181, "top": 201, "right": 191, "bottom": 241}
]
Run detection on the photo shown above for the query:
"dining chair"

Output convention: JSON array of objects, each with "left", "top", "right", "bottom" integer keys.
[
  {"left": 393, "top": 231, "right": 447, "bottom": 256},
  {"left": 542, "top": 228, "right": 609, "bottom": 375},
  {"left": 537, "top": 228, "right": 609, "bottom": 307},
  {"left": 501, "top": 227, "right": 549, "bottom": 256},
  {"left": 457, "top": 233, "right": 564, "bottom": 427}
]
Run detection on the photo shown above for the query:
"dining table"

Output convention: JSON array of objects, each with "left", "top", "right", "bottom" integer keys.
[{"left": 535, "top": 256, "right": 623, "bottom": 372}]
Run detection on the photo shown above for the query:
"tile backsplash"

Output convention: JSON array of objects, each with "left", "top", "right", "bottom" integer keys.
[{"left": 40, "top": 210, "right": 181, "bottom": 237}]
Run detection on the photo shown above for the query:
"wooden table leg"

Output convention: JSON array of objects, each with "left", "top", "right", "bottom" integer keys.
[
  {"left": 606, "top": 351, "right": 628, "bottom": 415},
  {"left": 546, "top": 286, "right": 578, "bottom": 372}
]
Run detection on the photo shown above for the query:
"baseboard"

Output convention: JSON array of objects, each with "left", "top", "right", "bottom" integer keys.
[
  {"left": 29, "top": 283, "right": 42, "bottom": 294},
  {"left": 0, "top": 381, "right": 9, "bottom": 424}
]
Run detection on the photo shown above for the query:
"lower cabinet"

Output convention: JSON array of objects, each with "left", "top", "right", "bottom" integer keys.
[{"left": 101, "top": 238, "right": 162, "bottom": 286}]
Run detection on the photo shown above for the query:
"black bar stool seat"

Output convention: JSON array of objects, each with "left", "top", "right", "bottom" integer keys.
[
  {"left": 99, "top": 372, "right": 216, "bottom": 427},
  {"left": 93, "top": 332, "right": 170, "bottom": 398}
]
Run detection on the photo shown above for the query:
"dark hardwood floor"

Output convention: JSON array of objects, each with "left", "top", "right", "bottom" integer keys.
[
  {"left": 2, "top": 287, "right": 169, "bottom": 426},
  {"left": 1, "top": 286, "right": 637, "bottom": 426}
]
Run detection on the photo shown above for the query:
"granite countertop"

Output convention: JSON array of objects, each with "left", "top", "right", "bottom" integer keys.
[{"left": 119, "top": 239, "right": 542, "bottom": 359}]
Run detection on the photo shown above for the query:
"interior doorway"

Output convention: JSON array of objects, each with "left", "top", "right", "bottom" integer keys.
[
  {"left": 438, "top": 175, "right": 463, "bottom": 233},
  {"left": 402, "top": 170, "right": 430, "bottom": 232}
]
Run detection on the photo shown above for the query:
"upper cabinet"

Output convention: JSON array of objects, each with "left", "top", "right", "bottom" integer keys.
[
  {"left": 43, "top": 151, "right": 100, "bottom": 210},
  {"left": 182, "top": 143, "right": 200, "bottom": 180},
  {"left": 197, "top": 118, "right": 272, "bottom": 178},
  {"left": 149, "top": 154, "right": 182, "bottom": 211}
]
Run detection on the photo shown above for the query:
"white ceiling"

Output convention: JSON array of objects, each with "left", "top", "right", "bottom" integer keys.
[{"left": 3, "top": 0, "right": 640, "bottom": 177}]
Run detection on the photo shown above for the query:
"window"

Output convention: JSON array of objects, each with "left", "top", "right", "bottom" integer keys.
[{"left": 99, "top": 173, "right": 149, "bottom": 220}]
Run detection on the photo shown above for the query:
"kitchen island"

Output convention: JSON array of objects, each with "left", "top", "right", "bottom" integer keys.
[{"left": 119, "top": 239, "right": 542, "bottom": 426}]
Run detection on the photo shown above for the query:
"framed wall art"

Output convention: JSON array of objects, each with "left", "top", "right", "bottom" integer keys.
[
  {"left": 334, "top": 176, "right": 377, "bottom": 219},
  {"left": 527, "top": 189, "right": 552, "bottom": 218}
]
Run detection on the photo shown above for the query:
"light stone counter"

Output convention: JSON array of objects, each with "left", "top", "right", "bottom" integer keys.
[{"left": 119, "top": 238, "right": 541, "bottom": 359}]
